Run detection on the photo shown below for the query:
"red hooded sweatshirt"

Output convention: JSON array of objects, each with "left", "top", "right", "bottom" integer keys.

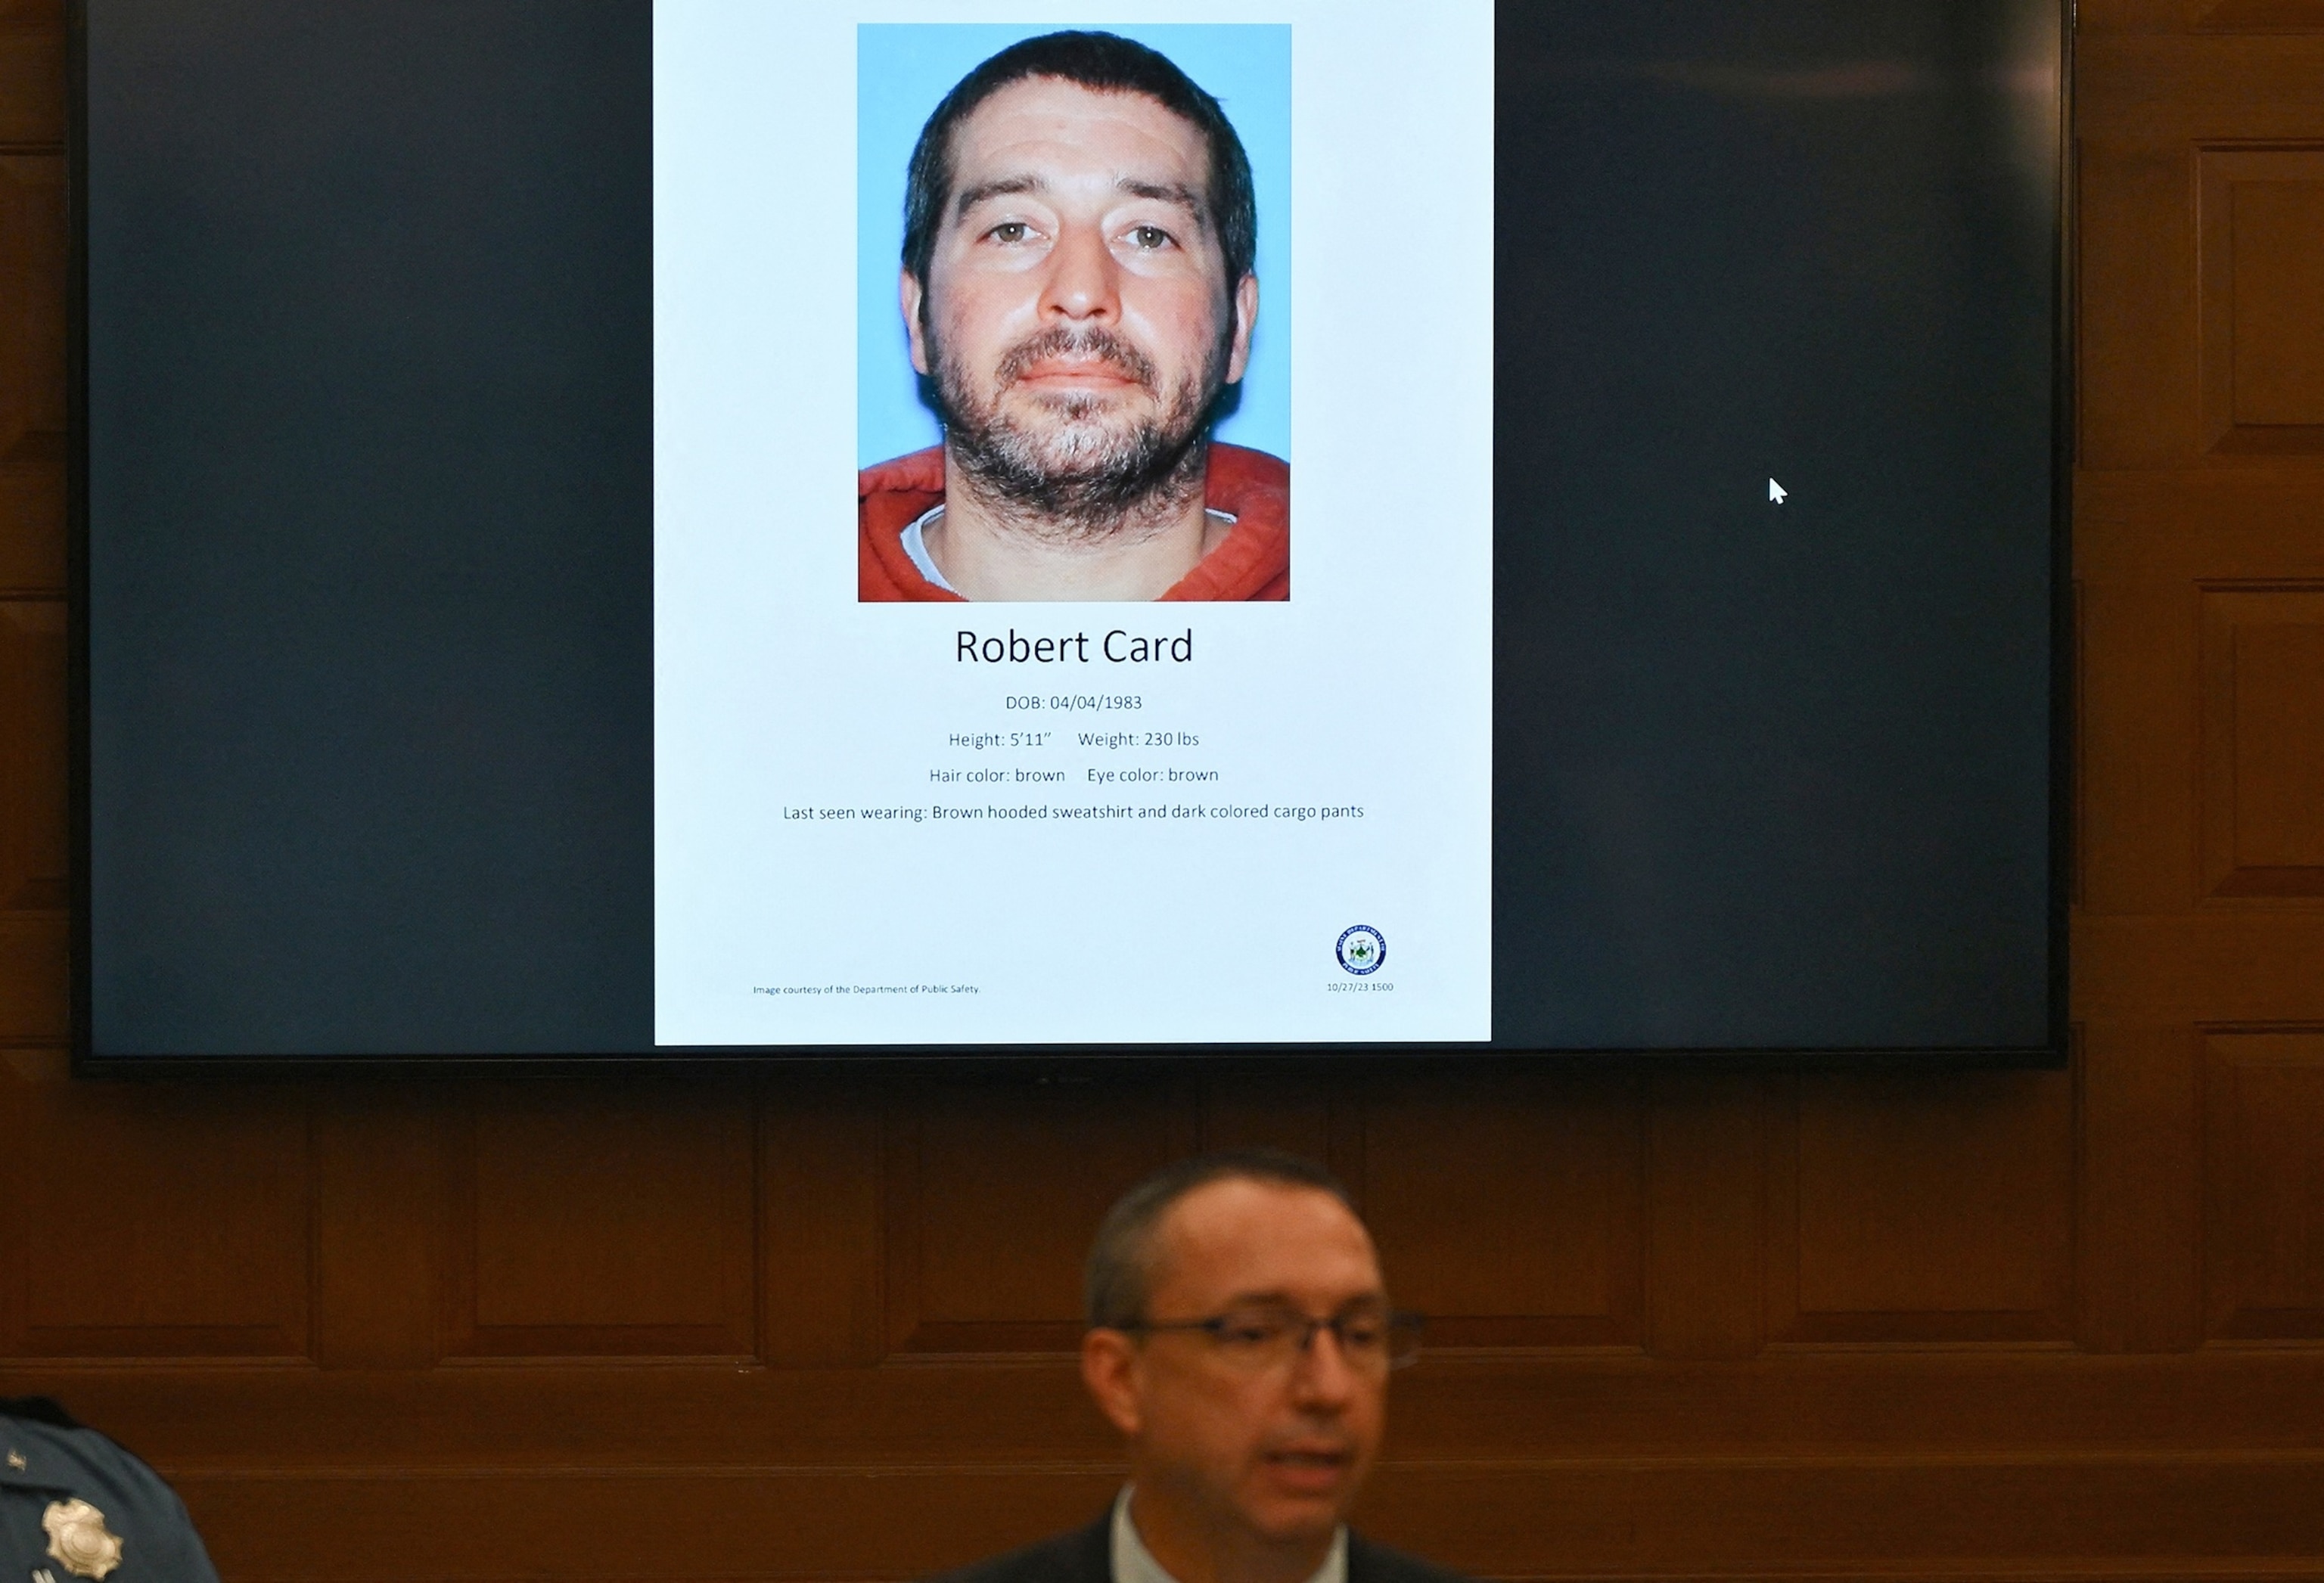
[{"left": 857, "top": 443, "right": 1290, "bottom": 602}]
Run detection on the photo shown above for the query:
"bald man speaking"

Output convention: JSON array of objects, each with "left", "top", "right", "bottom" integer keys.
[{"left": 931, "top": 1153, "right": 1462, "bottom": 1583}]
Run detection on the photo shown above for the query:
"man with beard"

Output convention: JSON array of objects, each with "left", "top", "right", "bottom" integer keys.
[
  {"left": 927, "top": 1152, "right": 1460, "bottom": 1583},
  {"left": 859, "top": 31, "right": 1289, "bottom": 602}
]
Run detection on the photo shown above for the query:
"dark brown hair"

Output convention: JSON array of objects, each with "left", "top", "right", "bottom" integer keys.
[{"left": 901, "top": 31, "right": 1258, "bottom": 311}]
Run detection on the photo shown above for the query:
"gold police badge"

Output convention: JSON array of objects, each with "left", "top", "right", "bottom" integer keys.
[{"left": 42, "top": 1498, "right": 124, "bottom": 1580}]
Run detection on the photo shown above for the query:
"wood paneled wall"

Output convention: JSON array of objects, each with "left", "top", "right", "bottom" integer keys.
[{"left": 7, "top": 2, "right": 2324, "bottom": 1578}]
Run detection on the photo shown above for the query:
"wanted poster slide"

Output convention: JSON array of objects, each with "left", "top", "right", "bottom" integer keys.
[{"left": 653, "top": 2, "right": 1493, "bottom": 1045}]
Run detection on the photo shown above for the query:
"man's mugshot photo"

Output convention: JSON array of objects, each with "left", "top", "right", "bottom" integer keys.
[
  {"left": 857, "top": 26, "right": 1291, "bottom": 604},
  {"left": 655, "top": 2, "right": 1491, "bottom": 1048}
]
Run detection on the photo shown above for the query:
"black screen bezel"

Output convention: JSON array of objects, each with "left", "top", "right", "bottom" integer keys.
[{"left": 64, "top": 1, "right": 2076, "bottom": 1075}]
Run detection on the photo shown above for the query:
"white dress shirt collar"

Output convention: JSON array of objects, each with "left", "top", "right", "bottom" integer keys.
[{"left": 1111, "top": 1485, "right": 1348, "bottom": 1583}]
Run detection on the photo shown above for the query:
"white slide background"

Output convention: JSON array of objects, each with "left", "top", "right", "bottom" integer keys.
[{"left": 654, "top": 0, "right": 1493, "bottom": 1045}]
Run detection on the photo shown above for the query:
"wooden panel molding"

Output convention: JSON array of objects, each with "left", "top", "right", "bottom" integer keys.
[
  {"left": 2073, "top": 548, "right": 2198, "bottom": 916},
  {"left": 760, "top": 1077, "right": 885, "bottom": 1367},
  {"left": 0, "top": 1, "right": 63, "bottom": 150},
  {"left": 0, "top": 141, "right": 62, "bottom": 1036},
  {"left": 2075, "top": 1024, "right": 2206, "bottom": 1352},
  {"left": 0, "top": 911, "right": 61, "bottom": 1038},
  {"left": 885, "top": 1079, "right": 1195, "bottom": 1354},
  {"left": 1770, "top": 1070, "right": 2074, "bottom": 1345},
  {"left": 2074, "top": 0, "right": 2180, "bottom": 42},
  {"left": 2200, "top": 584, "right": 2324, "bottom": 899},
  {"left": 2193, "top": 0, "right": 2324, "bottom": 31},
  {"left": 2077, "top": 914, "right": 2324, "bottom": 1023},
  {"left": 2204, "top": 1029, "right": 2324, "bottom": 1338},
  {"left": 0, "top": 598, "right": 63, "bottom": 911},
  {"left": 2079, "top": 64, "right": 2324, "bottom": 467},
  {"left": 2077, "top": 37, "right": 2324, "bottom": 146},
  {"left": 1645, "top": 1073, "right": 1769, "bottom": 1360},
  {"left": 2077, "top": 135, "right": 2198, "bottom": 468},
  {"left": 0, "top": 153, "right": 61, "bottom": 591},
  {"left": 16, "top": 1347, "right": 2324, "bottom": 1483},
  {"left": 313, "top": 1095, "right": 450, "bottom": 1370},
  {"left": 443, "top": 1085, "right": 757, "bottom": 1358},
  {"left": 1362, "top": 1075, "right": 1643, "bottom": 1349},
  {"left": 1198, "top": 1072, "right": 1336, "bottom": 1166},
  {"left": 11, "top": 1346, "right": 2324, "bottom": 1579},
  {"left": 2074, "top": 472, "right": 2324, "bottom": 917},
  {"left": 143, "top": 1446, "right": 2324, "bottom": 1583},
  {"left": 0, "top": 1054, "right": 310, "bottom": 1357},
  {"left": 2200, "top": 145, "right": 2324, "bottom": 455}
]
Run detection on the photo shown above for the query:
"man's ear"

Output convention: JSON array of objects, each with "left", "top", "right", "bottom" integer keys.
[
  {"left": 1081, "top": 1327, "right": 1145, "bottom": 1439},
  {"left": 901, "top": 268, "right": 932, "bottom": 376},
  {"left": 1223, "top": 274, "right": 1259, "bottom": 385}
]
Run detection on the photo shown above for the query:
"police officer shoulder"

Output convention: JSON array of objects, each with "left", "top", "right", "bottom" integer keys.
[{"left": 1, "top": 1398, "right": 219, "bottom": 1583}]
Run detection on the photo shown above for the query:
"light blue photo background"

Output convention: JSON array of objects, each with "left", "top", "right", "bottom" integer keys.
[{"left": 857, "top": 23, "right": 1291, "bottom": 470}]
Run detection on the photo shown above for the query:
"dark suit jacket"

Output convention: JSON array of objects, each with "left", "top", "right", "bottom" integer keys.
[{"left": 927, "top": 1514, "right": 1468, "bottom": 1583}]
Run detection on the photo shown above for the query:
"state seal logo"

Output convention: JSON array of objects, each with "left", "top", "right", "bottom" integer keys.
[
  {"left": 42, "top": 1498, "right": 124, "bottom": 1580},
  {"left": 1335, "top": 924, "right": 1386, "bottom": 976}
]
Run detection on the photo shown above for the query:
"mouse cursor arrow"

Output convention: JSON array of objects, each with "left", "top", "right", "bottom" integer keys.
[{"left": 1769, "top": 479, "right": 1788, "bottom": 504}]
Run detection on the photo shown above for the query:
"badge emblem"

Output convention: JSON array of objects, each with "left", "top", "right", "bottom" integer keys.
[
  {"left": 5, "top": 1448, "right": 23, "bottom": 1469},
  {"left": 42, "top": 1499, "right": 124, "bottom": 1580},
  {"left": 1335, "top": 924, "right": 1386, "bottom": 976}
]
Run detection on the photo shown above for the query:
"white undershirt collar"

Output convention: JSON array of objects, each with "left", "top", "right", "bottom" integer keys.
[
  {"left": 899, "top": 504, "right": 955, "bottom": 593},
  {"left": 1111, "top": 1485, "right": 1347, "bottom": 1583},
  {"left": 899, "top": 504, "right": 1239, "bottom": 598}
]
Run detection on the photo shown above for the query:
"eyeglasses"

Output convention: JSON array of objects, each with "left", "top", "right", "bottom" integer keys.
[{"left": 1122, "top": 1303, "right": 1425, "bottom": 1374}]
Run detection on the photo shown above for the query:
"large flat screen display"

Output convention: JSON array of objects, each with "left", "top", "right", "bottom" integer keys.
[{"left": 76, "top": 0, "right": 2065, "bottom": 1059}]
